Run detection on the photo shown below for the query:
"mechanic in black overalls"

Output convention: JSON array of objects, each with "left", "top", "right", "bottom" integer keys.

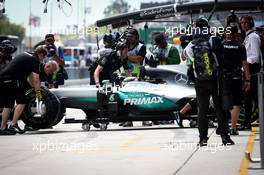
[
  {"left": 222, "top": 25, "right": 250, "bottom": 135},
  {"left": 93, "top": 34, "right": 131, "bottom": 87},
  {"left": 184, "top": 17, "right": 234, "bottom": 146},
  {"left": 90, "top": 33, "right": 112, "bottom": 85},
  {"left": 0, "top": 46, "right": 57, "bottom": 135}
]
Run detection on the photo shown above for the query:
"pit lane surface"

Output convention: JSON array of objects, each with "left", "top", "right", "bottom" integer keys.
[{"left": 0, "top": 109, "right": 263, "bottom": 175}]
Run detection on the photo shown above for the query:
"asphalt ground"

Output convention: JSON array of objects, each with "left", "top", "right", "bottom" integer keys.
[{"left": 0, "top": 108, "right": 263, "bottom": 175}]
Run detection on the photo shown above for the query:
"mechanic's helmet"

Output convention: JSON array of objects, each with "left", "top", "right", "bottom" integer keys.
[
  {"left": 195, "top": 17, "right": 209, "bottom": 28},
  {"left": 34, "top": 45, "right": 48, "bottom": 56}
]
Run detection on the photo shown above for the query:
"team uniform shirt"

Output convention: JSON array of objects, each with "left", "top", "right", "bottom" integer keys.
[
  {"left": 222, "top": 40, "right": 246, "bottom": 71},
  {"left": 0, "top": 52, "right": 40, "bottom": 81},
  {"left": 222, "top": 40, "right": 247, "bottom": 106},
  {"left": 98, "top": 48, "right": 113, "bottom": 59},
  {"left": 0, "top": 52, "right": 40, "bottom": 107},
  {"left": 97, "top": 51, "right": 130, "bottom": 84},
  {"left": 127, "top": 43, "right": 146, "bottom": 77},
  {"left": 244, "top": 30, "right": 262, "bottom": 64}
]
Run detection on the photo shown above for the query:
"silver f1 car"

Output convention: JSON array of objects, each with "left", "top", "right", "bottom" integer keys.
[
  {"left": 21, "top": 65, "right": 258, "bottom": 131},
  {"left": 21, "top": 65, "right": 199, "bottom": 130}
]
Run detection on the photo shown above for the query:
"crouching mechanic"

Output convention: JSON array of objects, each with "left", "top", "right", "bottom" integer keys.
[
  {"left": 0, "top": 46, "right": 58, "bottom": 135},
  {"left": 34, "top": 34, "right": 66, "bottom": 88},
  {"left": 93, "top": 34, "right": 131, "bottom": 87}
]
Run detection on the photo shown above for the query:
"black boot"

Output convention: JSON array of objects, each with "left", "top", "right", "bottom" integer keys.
[
  {"left": 197, "top": 137, "right": 208, "bottom": 147},
  {"left": 221, "top": 135, "right": 235, "bottom": 145}
]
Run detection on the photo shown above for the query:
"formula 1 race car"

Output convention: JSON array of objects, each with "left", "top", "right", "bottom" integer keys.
[
  {"left": 20, "top": 64, "right": 258, "bottom": 131},
  {"left": 2, "top": 0, "right": 262, "bottom": 130},
  {"left": 21, "top": 65, "right": 201, "bottom": 130}
]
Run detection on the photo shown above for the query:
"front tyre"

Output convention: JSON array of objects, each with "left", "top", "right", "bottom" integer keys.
[{"left": 21, "top": 87, "right": 61, "bottom": 129}]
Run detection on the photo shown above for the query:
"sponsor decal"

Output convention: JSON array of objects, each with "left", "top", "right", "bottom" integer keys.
[
  {"left": 223, "top": 45, "right": 239, "bottom": 49},
  {"left": 108, "top": 94, "right": 116, "bottom": 102},
  {"left": 139, "top": 7, "right": 175, "bottom": 19},
  {"left": 124, "top": 96, "right": 164, "bottom": 105}
]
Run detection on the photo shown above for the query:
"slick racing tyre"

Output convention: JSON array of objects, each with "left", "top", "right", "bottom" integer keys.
[
  {"left": 50, "top": 107, "right": 66, "bottom": 126},
  {"left": 21, "top": 87, "right": 61, "bottom": 129}
]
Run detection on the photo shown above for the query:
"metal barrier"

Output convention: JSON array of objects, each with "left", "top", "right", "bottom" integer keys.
[
  {"left": 258, "top": 71, "right": 264, "bottom": 168},
  {"left": 245, "top": 71, "right": 264, "bottom": 168}
]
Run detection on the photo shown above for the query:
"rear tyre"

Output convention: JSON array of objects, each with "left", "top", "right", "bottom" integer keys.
[{"left": 51, "top": 107, "right": 66, "bottom": 126}]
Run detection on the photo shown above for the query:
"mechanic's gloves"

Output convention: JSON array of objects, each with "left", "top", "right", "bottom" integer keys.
[
  {"left": 35, "top": 90, "right": 43, "bottom": 115},
  {"left": 35, "top": 89, "right": 42, "bottom": 100}
]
